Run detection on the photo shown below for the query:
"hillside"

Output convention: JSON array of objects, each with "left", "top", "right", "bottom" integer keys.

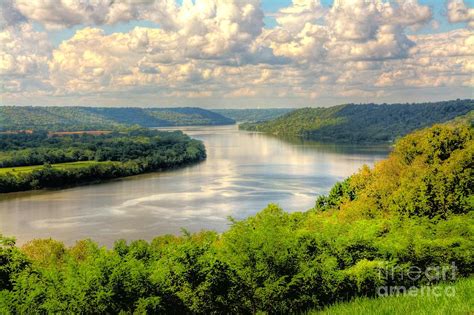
[
  {"left": 0, "top": 106, "right": 235, "bottom": 131},
  {"left": 0, "top": 106, "right": 122, "bottom": 131},
  {"left": 312, "top": 278, "right": 474, "bottom": 315},
  {"left": 213, "top": 108, "right": 293, "bottom": 122},
  {"left": 148, "top": 107, "right": 235, "bottom": 126},
  {"left": 239, "top": 99, "right": 474, "bottom": 143},
  {"left": 1, "top": 118, "right": 472, "bottom": 313}
]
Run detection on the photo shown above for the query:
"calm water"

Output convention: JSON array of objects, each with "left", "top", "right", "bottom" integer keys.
[{"left": 0, "top": 125, "right": 389, "bottom": 246}]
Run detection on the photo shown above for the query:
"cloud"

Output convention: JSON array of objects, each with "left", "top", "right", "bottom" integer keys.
[
  {"left": 44, "top": 0, "right": 270, "bottom": 95},
  {"left": 1, "top": 0, "right": 472, "bottom": 106},
  {"left": 49, "top": 27, "right": 146, "bottom": 93},
  {"left": 0, "top": 0, "right": 26, "bottom": 28},
  {"left": 268, "top": 0, "right": 432, "bottom": 62},
  {"left": 225, "top": 87, "right": 258, "bottom": 97},
  {"left": 47, "top": 26, "right": 245, "bottom": 95},
  {"left": 274, "top": 0, "right": 326, "bottom": 33},
  {"left": 11, "top": 0, "right": 266, "bottom": 55},
  {"left": 0, "top": 23, "right": 51, "bottom": 94},
  {"left": 375, "top": 29, "right": 473, "bottom": 88},
  {"left": 328, "top": 0, "right": 432, "bottom": 39},
  {"left": 447, "top": 0, "right": 474, "bottom": 28},
  {"left": 12, "top": 0, "right": 145, "bottom": 30},
  {"left": 142, "top": 0, "right": 265, "bottom": 60}
]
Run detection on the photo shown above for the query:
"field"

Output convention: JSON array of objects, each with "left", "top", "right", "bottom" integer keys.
[
  {"left": 311, "top": 277, "right": 474, "bottom": 315},
  {"left": 0, "top": 161, "right": 113, "bottom": 175},
  {"left": 47, "top": 130, "right": 112, "bottom": 136}
]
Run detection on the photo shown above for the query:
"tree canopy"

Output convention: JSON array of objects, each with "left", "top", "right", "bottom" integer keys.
[
  {"left": 212, "top": 108, "right": 293, "bottom": 123},
  {"left": 0, "top": 129, "right": 206, "bottom": 193},
  {"left": 240, "top": 99, "right": 474, "bottom": 143},
  {"left": 0, "top": 107, "right": 235, "bottom": 131}
]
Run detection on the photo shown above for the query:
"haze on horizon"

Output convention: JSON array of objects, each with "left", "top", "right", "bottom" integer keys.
[{"left": 1, "top": 0, "right": 473, "bottom": 109}]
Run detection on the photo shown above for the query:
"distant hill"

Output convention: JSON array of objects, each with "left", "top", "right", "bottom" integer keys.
[
  {"left": 0, "top": 106, "right": 122, "bottom": 131},
  {"left": 0, "top": 106, "right": 235, "bottom": 131},
  {"left": 147, "top": 107, "right": 235, "bottom": 126},
  {"left": 239, "top": 99, "right": 474, "bottom": 143},
  {"left": 212, "top": 108, "right": 293, "bottom": 122}
]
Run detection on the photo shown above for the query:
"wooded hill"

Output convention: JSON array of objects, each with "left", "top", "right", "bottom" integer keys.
[
  {"left": 0, "top": 106, "right": 235, "bottom": 131},
  {"left": 240, "top": 99, "right": 474, "bottom": 143},
  {"left": 212, "top": 108, "right": 293, "bottom": 122}
]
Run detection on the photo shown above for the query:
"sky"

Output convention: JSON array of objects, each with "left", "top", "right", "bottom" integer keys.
[{"left": 0, "top": 0, "right": 473, "bottom": 108}]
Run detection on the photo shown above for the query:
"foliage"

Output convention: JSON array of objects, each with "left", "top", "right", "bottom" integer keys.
[
  {"left": 0, "top": 129, "right": 206, "bottom": 192},
  {"left": 0, "top": 120, "right": 472, "bottom": 313},
  {"left": 147, "top": 107, "right": 235, "bottom": 126},
  {"left": 0, "top": 107, "right": 235, "bottom": 131},
  {"left": 0, "top": 106, "right": 121, "bottom": 131},
  {"left": 340, "top": 122, "right": 474, "bottom": 218},
  {"left": 240, "top": 99, "right": 474, "bottom": 143},
  {"left": 213, "top": 108, "right": 293, "bottom": 123}
]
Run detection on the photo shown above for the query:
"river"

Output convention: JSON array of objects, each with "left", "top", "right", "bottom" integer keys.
[{"left": 0, "top": 125, "right": 390, "bottom": 246}]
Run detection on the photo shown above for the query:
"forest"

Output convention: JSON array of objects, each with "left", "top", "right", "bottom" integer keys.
[
  {"left": 0, "top": 116, "right": 472, "bottom": 313},
  {"left": 0, "top": 129, "right": 206, "bottom": 193},
  {"left": 0, "top": 107, "right": 235, "bottom": 131},
  {"left": 239, "top": 99, "right": 474, "bottom": 143},
  {"left": 212, "top": 108, "right": 293, "bottom": 122}
]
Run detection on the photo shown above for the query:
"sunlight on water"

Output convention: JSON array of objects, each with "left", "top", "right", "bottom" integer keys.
[{"left": 0, "top": 125, "right": 389, "bottom": 246}]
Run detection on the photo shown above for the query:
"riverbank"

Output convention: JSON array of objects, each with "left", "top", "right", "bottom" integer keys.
[{"left": 0, "top": 129, "right": 206, "bottom": 193}]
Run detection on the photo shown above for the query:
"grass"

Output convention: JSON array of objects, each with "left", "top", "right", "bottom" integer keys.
[
  {"left": 0, "top": 161, "right": 113, "bottom": 175},
  {"left": 310, "top": 277, "right": 474, "bottom": 315}
]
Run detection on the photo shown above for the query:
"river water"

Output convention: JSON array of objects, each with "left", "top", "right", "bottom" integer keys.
[{"left": 0, "top": 125, "right": 390, "bottom": 246}]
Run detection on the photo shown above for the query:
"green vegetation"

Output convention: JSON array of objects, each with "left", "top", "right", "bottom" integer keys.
[
  {"left": 0, "top": 106, "right": 121, "bottom": 131},
  {"left": 213, "top": 108, "right": 293, "bottom": 122},
  {"left": 0, "top": 129, "right": 206, "bottom": 193},
  {"left": 0, "top": 161, "right": 109, "bottom": 175},
  {"left": 0, "top": 119, "right": 472, "bottom": 313},
  {"left": 240, "top": 99, "right": 474, "bottom": 143},
  {"left": 0, "top": 106, "right": 235, "bottom": 131},
  {"left": 148, "top": 107, "right": 235, "bottom": 126},
  {"left": 311, "top": 277, "right": 474, "bottom": 315}
]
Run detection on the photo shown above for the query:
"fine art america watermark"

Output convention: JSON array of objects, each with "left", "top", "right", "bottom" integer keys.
[{"left": 376, "top": 262, "right": 457, "bottom": 297}]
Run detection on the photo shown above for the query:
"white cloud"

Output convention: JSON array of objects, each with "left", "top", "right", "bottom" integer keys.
[
  {"left": 447, "top": 0, "right": 474, "bottom": 28},
  {"left": 0, "top": 23, "right": 51, "bottom": 94},
  {"left": 1, "top": 0, "right": 473, "bottom": 106},
  {"left": 375, "top": 29, "right": 473, "bottom": 88},
  {"left": 274, "top": 0, "right": 326, "bottom": 33},
  {"left": 144, "top": 0, "right": 264, "bottom": 59},
  {"left": 12, "top": 0, "right": 145, "bottom": 29},
  {"left": 11, "top": 0, "right": 266, "bottom": 55},
  {"left": 270, "top": 0, "right": 432, "bottom": 62}
]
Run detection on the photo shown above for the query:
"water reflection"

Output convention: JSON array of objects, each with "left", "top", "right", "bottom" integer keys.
[{"left": 0, "top": 125, "right": 390, "bottom": 246}]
